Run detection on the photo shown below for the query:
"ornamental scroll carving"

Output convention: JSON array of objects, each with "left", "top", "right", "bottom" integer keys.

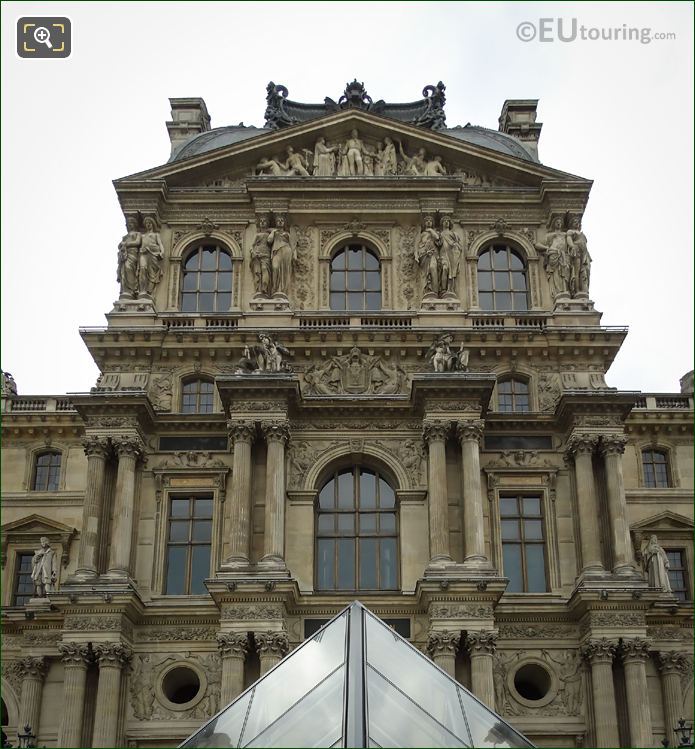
[
  {"left": 373, "top": 439, "right": 426, "bottom": 487},
  {"left": 303, "top": 347, "right": 406, "bottom": 396},
  {"left": 397, "top": 226, "right": 417, "bottom": 310},
  {"left": 220, "top": 604, "right": 284, "bottom": 621},
  {"left": 1, "top": 661, "right": 24, "bottom": 696},
  {"left": 287, "top": 441, "right": 341, "bottom": 490},
  {"left": 137, "top": 627, "right": 218, "bottom": 642},
  {"left": 499, "top": 624, "right": 576, "bottom": 639},
  {"left": 429, "top": 603, "right": 494, "bottom": 619}
]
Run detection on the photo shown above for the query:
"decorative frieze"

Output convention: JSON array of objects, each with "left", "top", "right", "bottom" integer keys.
[{"left": 220, "top": 604, "right": 284, "bottom": 621}]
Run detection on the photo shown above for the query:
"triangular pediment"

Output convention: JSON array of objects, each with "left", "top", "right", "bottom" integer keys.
[
  {"left": 116, "top": 109, "right": 590, "bottom": 192},
  {"left": 631, "top": 511, "right": 694, "bottom": 533},
  {"left": 1, "top": 514, "right": 76, "bottom": 537}
]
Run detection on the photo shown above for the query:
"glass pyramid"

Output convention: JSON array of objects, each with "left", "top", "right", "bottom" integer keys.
[{"left": 180, "top": 602, "right": 534, "bottom": 748}]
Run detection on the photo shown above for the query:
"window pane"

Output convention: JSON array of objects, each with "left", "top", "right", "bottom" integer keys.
[
  {"left": 479, "top": 292, "right": 493, "bottom": 311},
  {"left": 501, "top": 520, "right": 520, "bottom": 540},
  {"left": 171, "top": 498, "right": 190, "bottom": 517},
  {"left": 513, "top": 292, "right": 528, "bottom": 311},
  {"left": 509, "top": 251, "right": 524, "bottom": 271},
  {"left": 182, "top": 689, "right": 252, "bottom": 748},
  {"left": 498, "top": 381, "right": 512, "bottom": 394},
  {"left": 360, "top": 538, "right": 378, "bottom": 589},
  {"left": 198, "top": 293, "right": 215, "bottom": 312},
  {"left": 338, "top": 471, "right": 354, "bottom": 509},
  {"left": 332, "top": 251, "right": 345, "bottom": 270},
  {"left": 190, "top": 546, "right": 211, "bottom": 594},
  {"left": 185, "top": 251, "right": 200, "bottom": 270},
  {"left": 330, "top": 273, "right": 345, "bottom": 291},
  {"left": 459, "top": 687, "right": 531, "bottom": 748},
  {"left": 512, "top": 271, "right": 527, "bottom": 291},
  {"left": 216, "top": 292, "right": 232, "bottom": 311},
  {"left": 182, "top": 272, "right": 197, "bottom": 291},
  {"left": 169, "top": 521, "right": 189, "bottom": 542},
  {"left": 525, "top": 545, "right": 547, "bottom": 592},
  {"left": 360, "top": 514, "right": 377, "bottom": 533},
  {"left": 165, "top": 547, "right": 187, "bottom": 594},
  {"left": 500, "top": 498, "right": 517, "bottom": 516},
  {"left": 337, "top": 514, "right": 355, "bottom": 535},
  {"left": 644, "top": 464, "right": 656, "bottom": 487},
  {"left": 495, "top": 292, "right": 512, "bottom": 310},
  {"left": 347, "top": 247, "right": 362, "bottom": 269},
  {"left": 317, "top": 539, "right": 335, "bottom": 590},
  {"left": 365, "top": 251, "right": 379, "bottom": 271},
  {"left": 318, "top": 514, "right": 334, "bottom": 533},
  {"left": 360, "top": 470, "right": 377, "bottom": 509},
  {"left": 523, "top": 520, "right": 543, "bottom": 540},
  {"left": 477, "top": 272, "right": 492, "bottom": 291},
  {"left": 200, "top": 248, "right": 217, "bottom": 270},
  {"left": 199, "top": 272, "right": 215, "bottom": 291},
  {"left": 330, "top": 293, "right": 346, "bottom": 310},
  {"left": 380, "top": 538, "right": 397, "bottom": 589},
  {"left": 181, "top": 293, "right": 197, "bottom": 312},
  {"left": 365, "top": 292, "right": 381, "bottom": 311},
  {"left": 217, "top": 271, "right": 233, "bottom": 292},
  {"left": 337, "top": 540, "right": 355, "bottom": 589},
  {"left": 378, "top": 477, "right": 395, "bottom": 508},
  {"left": 192, "top": 520, "right": 212, "bottom": 542},
  {"left": 193, "top": 497, "right": 213, "bottom": 517},
  {"left": 492, "top": 248, "right": 507, "bottom": 269},
  {"left": 478, "top": 251, "right": 492, "bottom": 270},
  {"left": 503, "top": 545, "right": 523, "bottom": 592},
  {"left": 365, "top": 272, "right": 381, "bottom": 291},
  {"left": 347, "top": 271, "right": 363, "bottom": 291},
  {"left": 522, "top": 497, "right": 541, "bottom": 515},
  {"left": 494, "top": 272, "right": 511, "bottom": 291},
  {"left": 347, "top": 293, "right": 363, "bottom": 310},
  {"left": 218, "top": 251, "right": 232, "bottom": 271},
  {"left": 319, "top": 480, "right": 335, "bottom": 509},
  {"left": 380, "top": 513, "right": 396, "bottom": 533}
]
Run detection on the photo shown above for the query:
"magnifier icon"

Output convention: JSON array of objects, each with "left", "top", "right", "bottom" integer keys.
[{"left": 33, "top": 26, "right": 53, "bottom": 49}]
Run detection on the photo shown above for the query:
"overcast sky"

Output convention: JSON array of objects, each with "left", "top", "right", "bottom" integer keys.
[{"left": 1, "top": 1, "right": 693, "bottom": 395}]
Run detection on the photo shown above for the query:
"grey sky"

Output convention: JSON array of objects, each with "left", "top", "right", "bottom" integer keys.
[{"left": 1, "top": 1, "right": 693, "bottom": 395}]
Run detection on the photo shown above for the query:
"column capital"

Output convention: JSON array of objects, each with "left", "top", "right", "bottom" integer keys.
[
  {"left": 260, "top": 419, "right": 290, "bottom": 444},
  {"left": 422, "top": 420, "right": 450, "bottom": 445},
  {"left": 58, "top": 642, "right": 92, "bottom": 667},
  {"left": 456, "top": 419, "right": 485, "bottom": 444},
  {"left": 581, "top": 637, "right": 617, "bottom": 664},
  {"left": 426, "top": 630, "right": 460, "bottom": 657},
  {"left": 217, "top": 632, "right": 250, "bottom": 658},
  {"left": 620, "top": 637, "right": 652, "bottom": 664},
  {"left": 82, "top": 435, "right": 110, "bottom": 458},
  {"left": 18, "top": 656, "right": 48, "bottom": 680},
  {"left": 227, "top": 419, "right": 256, "bottom": 444},
  {"left": 255, "top": 631, "right": 289, "bottom": 658},
  {"left": 599, "top": 434, "right": 628, "bottom": 456},
  {"left": 111, "top": 435, "right": 144, "bottom": 459},
  {"left": 93, "top": 642, "right": 133, "bottom": 669},
  {"left": 565, "top": 433, "right": 599, "bottom": 457},
  {"left": 465, "top": 630, "right": 498, "bottom": 656},
  {"left": 657, "top": 650, "right": 690, "bottom": 675}
]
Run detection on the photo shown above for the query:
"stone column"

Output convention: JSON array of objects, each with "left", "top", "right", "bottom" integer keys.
[
  {"left": 466, "top": 631, "right": 497, "bottom": 708},
  {"left": 106, "top": 436, "right": 143, "bottom": 578},
  {"left": 225, "top": 421, "right": 256, "bottom": 565},
  {"left": 566, "top": 435, "right": 604, "bottom": 574},
  {"left": 255, "top": 631, "right": 289, "bottom": 675},
  {"left": 456, "top": 420, "right": 488, "bottom": 568},
  {"left": 426, "top": 631, "right": 460, "bottom": 678},
  {"left": 260, "top": 420, "right": 290, "bottom": 565},
  {"left": 18, "top": 656, "right": 47, "bottom": 738},
  {"left": 599, "top": 435, "right": 635, "bottom": 575},
  {"left": 92, "top": 642, "right": 132, "bottom": 748},
  {"left": 658, "top": 651, "right": 688, "bottom": 747},
  {"left": 581, "top": 639, "right": 619, "bottom": 748},
  {"left": 423, "top": 421, "right": 452, "bottom": 564},
  {"left": 621, "top": 639, "right": 653, "bottom": 748},
  {"left": 57, "top": 643, "right": 91, "bottom": 748},
  {"left": 217, "top": 632, "right": 249, "bottom": 704},
  {"left": 75, "top": 436, "right": 110, "bottom": 578}
]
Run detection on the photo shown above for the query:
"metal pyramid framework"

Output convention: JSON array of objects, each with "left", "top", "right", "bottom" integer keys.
[{"left": 180, "top": 602, "right": 534, "bottom": 749}]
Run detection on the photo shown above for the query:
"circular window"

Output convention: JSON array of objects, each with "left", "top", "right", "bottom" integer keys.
[
  {"left": 513, "top": 663, "right": 551, "bottom": 701},
  {"left": 156, "top": 663, "right": 207, "bottom": 711}
]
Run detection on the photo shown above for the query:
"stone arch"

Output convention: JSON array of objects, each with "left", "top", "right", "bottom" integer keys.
[
  {"left": 171, "top": 231, "right": 241, "bottom": 261},
  {"left": 321, "top": 230, "right": 390, "bottom": 261},
  {"left": 468, "top": 230, "right": 538, "bottom": 262},
  {"left": 1, "top": 677, "right": 20, "bottom": 729},
  {"left": 491, "top": 365, "right": 536, "bottom": 412}
]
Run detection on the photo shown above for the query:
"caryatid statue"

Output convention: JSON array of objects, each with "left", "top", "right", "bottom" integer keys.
[
  {"left": 567, "top": 215, "right": 591, "bottom": 296},
  {"left": 439, "top": 216, "right": 462, "bottom": 297},
  {"left": 250, "top": 215, "right": 272, "bottom": 297},
  {"left": 117, "top": 215, "right": 142, "bottom": 298},
  {"left": 31, "top": 536, "right": 58, "bottom": 598},
  {"left": 268, "top": 215, "right": 296, "bottom": 298},
  {"left": 415, "top": 215, "right": 442, "bottom": 298},
  {"left": 535, "top": 215, "right": 570, "bottom": 301},
  {"left": 138, "top": 216, "right": 165, "bottom": 298}
]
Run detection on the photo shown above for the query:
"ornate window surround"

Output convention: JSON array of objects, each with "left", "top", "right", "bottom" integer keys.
[
  {"left": 24, "top": 444, "right": 68, "bottom": 492},
  {"left": 637, "top": 442, "right": 677, "bottom": 488}
]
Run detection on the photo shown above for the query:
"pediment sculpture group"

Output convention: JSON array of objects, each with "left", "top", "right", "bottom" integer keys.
[
  {"left": 535, "top": 214, "right": 592, "bottom": 301},
  {"left": 255, "top": 130, "right": 448, "bottom": 178},
  {"left": 117, "top": 215, "right": 165, "bottom": 300}
]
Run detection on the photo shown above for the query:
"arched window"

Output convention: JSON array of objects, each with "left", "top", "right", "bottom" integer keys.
[
  {"left": 32, "top": 451, "right": 61, "bottom": 491},
  {"left": 330, "top": 245, "right": 381, "bottom": 311},
  {"left": 316, "top": 466, "right": 398, "bottom": 591},
  {"left": 642, "top": 449, "right": 671, "bottom": 488},
  {"left": 181, "top": 244, "right": 233, "bottom": 313},
  {"left": 478, "top": 244, "right": 528, "bottom": 311},
  {"left": 181, "top": 378, "right": 215, "bottom": 414},
  {"left": 498, "top": 377, "right": 530, "bottom": 412}
]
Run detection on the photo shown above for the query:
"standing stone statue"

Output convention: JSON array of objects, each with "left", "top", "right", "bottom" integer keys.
[
  {"left": 340, "top": 129, "right": 368, "bottom": 176},
  {"left": 415, "top": 215, "right": 442, "bottom": 298},
  {"left": 117, "top": 216, "right": 142, "bottom": 299},
  {"left": 642, "top": 535, "right": 672, "bottom": 593},
  {"left": 138, "top": 216, "right": 165, "bottom": 298},
  {"left": 251, "top": 215, "right": 272, "bottom": 297},
  {"left": 31, "top": 537, "right": 58, "bottom": 598},
  {"left": 567, "top": 215, "right": 591, "bottom": 296},
  {"left": 375, "top": 137, "right": 398, "bottom": 176},
  {"left": 268, "top": 216, "right": 296, "bottom": 298},
  {"left": 312, "top": 137, "right": 338, "bottom": 176},
  {"left": 535, "top": 216, "right": 570, "bottom": 301},
  {"left": 439, "top": 216, "right": 462, "bottom": 296},
  {"left": 1, "top": 370, "right": 17, "bottom": 396}
]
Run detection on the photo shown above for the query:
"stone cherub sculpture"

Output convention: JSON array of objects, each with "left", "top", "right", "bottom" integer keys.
[
  {"left": 235, "top": 334, "right": 294, "bottom": 374},
  {"left": 641, "top": 534, "right": 672, "bottom": 593},
  {"left": 31, "top": 536, "right": 58, "bottom": 598},
  {"left": 426, "top": 334, "right": 469, "bottom": 372}
]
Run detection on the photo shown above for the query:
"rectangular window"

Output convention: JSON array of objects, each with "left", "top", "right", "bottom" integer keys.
[
  {"left": 165, "top": 496, "right": 213, "bottom": 595},
  {"left": 13, "top": 553, "right": 35, "bottom": 606},
  {"left": 500, "top": 495, "right": 548, "bottom": 593},
  {"left": 666, "top": 549, "right": 689, "bottom": 602}
]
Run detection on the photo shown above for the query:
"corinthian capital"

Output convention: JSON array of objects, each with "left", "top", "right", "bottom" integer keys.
[
  {"left": 18, "top": 656, "right": 48, "bottom": 680},
  {"left": 255, "top": 631, "right": 289, "bottom": 657},
  {"left": 465, "top": 630, "right": 498, "bottom": 655},
  {"left": 93, "top": 642, "right": 133, "bottom": 668},
  {"left": 456, "top": 419, "right": 485, "bottom": 444},
  {"left": 58, "top": 642, "right": 92, "bottom": 667},
  {"left": 260, "top": 420, "right": 290, "bottom": 444},
  {"left": 227, "top": 419, "right": 256, "bottom": 445},
  {"left": 112, "top": 435, "right": 144, "bottom": 459},
  {"left": 599, "top": 434, "right": 628, "bottom": 456},
  {"left": 621, "top": 638, "right": 651, "bottom": 663},
  {"left": 565, "top": 433, "right": 599, "bottom": 457},
  {"left": 580, "top": 638, "right": 617, "bottom": 664},
  {"left": 82, "top": 435, "right": 110, "bottom": 458},
  {"left": 422, "top": 420, "right": 450, "bottom": 444},
  {"left": 426, "top": 630, "right": 460, "bottom": 657},
  {"left": 217, "top": 632, "right": 250, "bottom": 658},
  {"left": 657, "top": 651, "right": 690, "bottom": 674}
]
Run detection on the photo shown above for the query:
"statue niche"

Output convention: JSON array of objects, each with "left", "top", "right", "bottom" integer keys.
[
  {"left": 249, "top": 214, "right": 298, "bottom": 309},
  {"left": 415, "top": 213, "right": 463, "bottom": 308},
  {"left": 117, "top": 214, "right": 165, "bottom": 305}
]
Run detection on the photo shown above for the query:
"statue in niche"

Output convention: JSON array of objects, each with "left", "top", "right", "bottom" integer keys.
[
  {"left": 535, "top": 215, "right": 570, "bottom": 301},
  {"left": 117, "top": 215, "right": 142, "bottom": 299},
  {"left": 439, "top": 216, "right": 462, "bottom": 296},
  {"left": 567, "top": 215, "right": 591, "bottom": 296},
  {"left": 235, "top": 334, "right": 293, "bottom": 374},
  {"left": 641, "top": 534, "right": 672, "bottom": 593},
  {"left": 268, "top": 215, "right": 296, "bottom": 298},
  {"left": 415, "top": 215, "right": 442, "bottom": 298},
  {"left": 1, "top": 370, "right": 17, "bottom": 396},
  {"left": 250, "top": 215, "right": 273, "bottom": 297},
  {"left": 312, "top": 137, "right": 338, "bottom": 176},
  {"left": 426, "top": 334, "right": 469, "bottom": 373},
  {"left": 138, "top": 216, "right": 165, "bottom": 298},
  {"left": 374, "top": 137, "right": 398, "bottom": 176},
  {"left": 398, "top": 142, "right": 427, "bottom": 175},
  {"left": 31, "top": 537, "right": 58, "bottom": 598}
]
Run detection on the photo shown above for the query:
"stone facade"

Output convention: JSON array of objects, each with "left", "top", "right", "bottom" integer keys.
[{"left": 1, "top": 83, "right": 693, "bottom": 748}]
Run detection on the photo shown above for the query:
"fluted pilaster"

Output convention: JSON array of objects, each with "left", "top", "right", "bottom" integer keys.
[
  {"left": 620, "top": 638, "right": 653, "bottom": 747},
  {"left": 466, "top": 631, "right": 497, "bottom": 707},
  {"left": 225, "top": 421, "right": 256, "bottom": 564},
  {"left": 658, "top": 651, "right": 689, "bottom": 747},
  {"left": 423, "top": 420, "right": 451, "bottom": 563},
  {"left": 599, "top": 435, "right": 635, "bottom": 574},
  {"left": 260, "top": 420, "right": 290, "bottom": 564},
  {"left": 581, "top": 639, "right": 618, "bottom": 748},
  {"left": 18, "top": 657, "right": 47, "bottom": 738},
  {"left": 456, "top": 420, "right": 488, "bottom": 568},
  {"left": 255, "top": 631, "right": 289, "bottom": 675},
  {"left": 426, "top": 630, "right": 460, "bottom": 678},
  {"left": 75, "top": 436, "right": 110, "bottom": 578},
  {"left": 217, "top": 632, "right": 249, "bottom": 703},
  {"left": 57, "top": 643, "right": 91, "bottom": 748},
  {"left": 92, "top": 642, "right": 132, "bottom": 748}
]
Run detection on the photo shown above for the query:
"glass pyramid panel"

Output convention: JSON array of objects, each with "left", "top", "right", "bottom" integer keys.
[{"left": 180, "top": 602, "right": 534, "bottom": 749}]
